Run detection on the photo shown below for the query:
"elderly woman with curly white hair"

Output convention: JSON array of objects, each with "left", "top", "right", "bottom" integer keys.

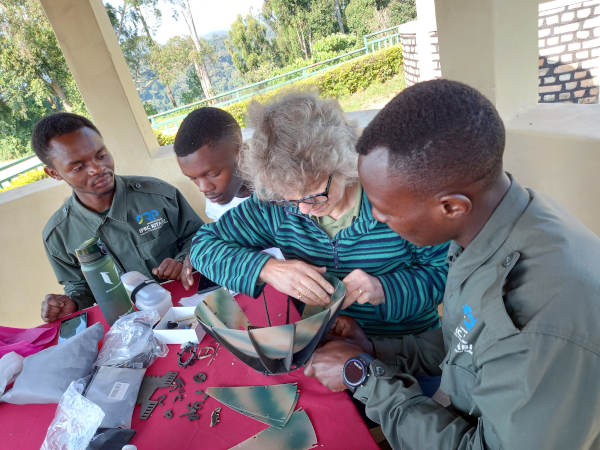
[{"left": 189, "top": 91, "right": 449, "bottom": 337}]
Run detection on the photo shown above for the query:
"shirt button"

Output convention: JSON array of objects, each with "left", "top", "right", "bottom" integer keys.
[
  {"left": 135, "top": 182, "right": 142, "bottom": 189},
  {"left": 62, "top": 207, "right": 67, "bottom": 213},
  {"left": 375, "top": 366, "right": 385, "bottom": 376},
  {"left": 503, "top": 254, "right": 513, "bottom": 267}
]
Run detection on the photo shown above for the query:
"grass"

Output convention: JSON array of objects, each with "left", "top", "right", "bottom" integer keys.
[{"left": 338, "top": 67, "right": 406, "bottom": 112}]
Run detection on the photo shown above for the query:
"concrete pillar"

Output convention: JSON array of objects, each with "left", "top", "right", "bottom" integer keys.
[
  {"left": 39, "top": 0, "right": 160, "bottom": 174},
  {"left": 415, "top": 0, "right": 438, "bottom": 82},
  {"left": 434, "top": 0, "right": 540, "bottom": 120}
]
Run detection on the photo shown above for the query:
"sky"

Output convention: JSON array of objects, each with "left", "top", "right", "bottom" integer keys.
[{"left": 107, "top": 0, "right": 265, "bottom": 44}]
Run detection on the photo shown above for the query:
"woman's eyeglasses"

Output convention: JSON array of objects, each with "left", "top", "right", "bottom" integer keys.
[{"left": 269, "top": 175, "right": 333, "bottom": 208}]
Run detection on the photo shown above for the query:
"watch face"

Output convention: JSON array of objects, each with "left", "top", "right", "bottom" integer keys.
[{"left": 345, "top": 359, "right": 365, "bottom": 385}]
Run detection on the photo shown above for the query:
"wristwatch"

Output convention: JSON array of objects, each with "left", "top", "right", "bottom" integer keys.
[{"left": 343, "top": 353, "right": 376, "bottom": 393}]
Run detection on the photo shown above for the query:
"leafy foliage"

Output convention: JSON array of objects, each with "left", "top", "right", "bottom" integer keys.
[
  {"left": 221, "top": 44, "right": 403, "bottom": 127},
  {"left": 143, "top": 102, "right": 159, "bottom": 116},
  {"left": 149, "top": 36, "right": 194, "bottom": 89},
  {"left": 0, "top": 0, "right": 88, "bottom": 161},
  {"left": 312, "top": 34, "right": 357, "bottom": 60},
  {"left": 226, "top": 13, "right": 273, "bottom": 77},
  {"left": 153, "top": 129, "right": 175, "bottom": 146}
]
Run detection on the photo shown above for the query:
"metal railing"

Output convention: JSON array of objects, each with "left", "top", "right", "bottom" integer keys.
[
  {"left": 364, "top": 25, "right": 402, "bottom": 53},
  {"left": 0, "top": 154, "right": 44, "bottom": 187},
  {"left": 0, "top": 163, "right": 44, "bottom": 187},
  {"left": 149, "top": 25, "right": 403, "bottom": 135},
  {"left": 0, "top": 154, "right": 37, "bottom": 171}
]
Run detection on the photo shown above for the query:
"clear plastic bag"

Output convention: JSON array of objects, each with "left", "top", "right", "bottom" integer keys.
[
  {"left": 40, "top": 378, "right": 105, "bottom": 450},
  {"left": 94, "top": 310, "right": 168, "bottom": 369}
]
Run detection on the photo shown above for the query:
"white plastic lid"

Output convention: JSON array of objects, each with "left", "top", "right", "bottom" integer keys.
[{"left": 120, "top": 271, "right": 172, "bottom": 317}]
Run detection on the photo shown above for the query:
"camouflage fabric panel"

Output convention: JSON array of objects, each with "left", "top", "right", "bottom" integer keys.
[
  {"left": 207, "top": 383, "right": 299, "bottom": 424},
  {"left": 229, "top": 408, "right": 317, "bottom": 450}
]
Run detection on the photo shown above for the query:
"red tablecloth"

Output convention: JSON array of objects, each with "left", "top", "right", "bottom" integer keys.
[{"left": 0, "top": 276, "right": 378, "bottom": 450}]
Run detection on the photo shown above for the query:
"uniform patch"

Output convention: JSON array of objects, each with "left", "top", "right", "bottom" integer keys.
[
  {"left": 137, "top": 209, "right": 168, "bottom": 235},
  {"left": 136, "top": 210, "right": 159, "bottom": 224},
  {"left": 453, "top": 304, "right": 479, "bottom": 355}
]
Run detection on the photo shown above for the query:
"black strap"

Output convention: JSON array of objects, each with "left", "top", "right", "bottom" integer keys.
[{"left": 130, "top": 279, "right": 158, "bottom": 304}]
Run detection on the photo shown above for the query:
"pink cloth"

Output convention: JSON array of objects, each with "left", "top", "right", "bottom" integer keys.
[{"left": 0, "top": 326, "right": 57, "bottom": 358}]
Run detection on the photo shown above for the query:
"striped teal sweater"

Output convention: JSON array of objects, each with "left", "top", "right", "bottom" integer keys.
[{"left": 190, "top": 191, "right": 449, "bottom": 337}]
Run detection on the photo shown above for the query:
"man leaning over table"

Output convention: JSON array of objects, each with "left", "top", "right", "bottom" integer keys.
[
  {"left": 305, "top": 80, "right": 600, "bottom": 449},
  {"left": 172, "top": 107, "right": 284, "bottom": 290},
  {"left": 35, "top": 113, "right": 204, "bottom": 323}
]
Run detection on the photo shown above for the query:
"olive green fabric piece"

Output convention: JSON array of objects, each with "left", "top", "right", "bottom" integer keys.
[
  {"left": 355, "top": 174, "right": 600, "bottom": 450},
  {"left": 310, "top": 182, "right": 362, "bottom": 239},
  {"left": 43, "top": 175, "right": 203, "bottom": 311}
]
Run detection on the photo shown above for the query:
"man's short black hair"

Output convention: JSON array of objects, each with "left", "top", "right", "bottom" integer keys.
[
  {"left": 357, "top": 79, "right": 505, "bottom": 197},
  {"left": 31, "top": 112, "right": 102, "bottom": 167},
  {"left": 174, "top": 107, "right": 242, "bottom": 158}
]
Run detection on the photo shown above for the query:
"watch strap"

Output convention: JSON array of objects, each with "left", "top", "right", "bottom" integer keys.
[{"left": 358, "top": 352, "right": 375, "bottom": 367}]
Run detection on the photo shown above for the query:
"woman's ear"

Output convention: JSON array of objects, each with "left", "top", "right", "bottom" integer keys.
[{"left": 438, "top": 194, "right": 472, "bottom": 220}]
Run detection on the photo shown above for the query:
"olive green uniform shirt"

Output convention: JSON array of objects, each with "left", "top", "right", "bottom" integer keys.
[
  {"left": 43, "top": 175, "right": 203, "bottom": 311},
  {"left": 311, "top": 182, "right": 363, "bottom": 239},
  {"left": 356, "top": 175, "right": 600, "bottom": 449}
]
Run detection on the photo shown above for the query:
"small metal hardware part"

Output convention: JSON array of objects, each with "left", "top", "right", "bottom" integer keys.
[
  {"left": 173, "top": 394, "right": 183, "bottom": 403},
  {"left": 193, "top": 372, "right": 207, "bottom": 383},
  {"left": 210, "top": 407, "right": 221, "bottom": 427},
  {"left": 177, "top": 342, "right": 198, "bottom": 368},
  {"left": 164, "top": 410, "right": 173, "bottom": 419},
  {"left": 196, "top": 346, "right": 215, "bottom": 360},
  {"left": 180, "top": 402, "right": 201, "bottom": 421},
  {"left": 195, "top": 389, "right": 204, "bottom": 395},
  {"left": 207, "top": 344, "right": 219, "bottom": 366},
  {"left": 156, "top": 395, "right": 166, "bottom": 406},
  {"left": 168, "top": 377, "right": 185, "bottom": 392}
]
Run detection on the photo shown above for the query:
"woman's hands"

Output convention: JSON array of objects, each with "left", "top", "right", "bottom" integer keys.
[
  {"left": 258, "top": 259, "right": 335, "bottom": 306},
  {"left": 341, "top": 269, "right": 385, "bottom": 310}
]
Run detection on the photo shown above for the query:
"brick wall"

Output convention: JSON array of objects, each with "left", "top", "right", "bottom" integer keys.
[
  {"left": 400, "top": 33, "right": 419, "bottom": 86},
  {"left": 430, "top": 31, "right": 442, "bottom": 78},
  {"left": 538, "top": 1, "right": 600, "bottom": 104}
]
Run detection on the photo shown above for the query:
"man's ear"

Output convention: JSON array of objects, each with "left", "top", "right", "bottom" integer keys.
[
  {"left": 44, "top": 165, "right": 62, "bottom": 181},
  {"left": 438, "top": 194, "right": 472, "bottom": 219}
]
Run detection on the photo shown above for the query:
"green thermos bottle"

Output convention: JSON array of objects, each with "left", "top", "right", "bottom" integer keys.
[{"left": 75, "top": 237, "right": 135, "bottom": 325}]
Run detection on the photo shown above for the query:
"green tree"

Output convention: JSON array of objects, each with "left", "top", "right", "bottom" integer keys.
[
  {"left": 167, "top": 0, "right": 216, "bottom": 98},
  {"left": 0, "top": 0, "right": 87, "bottom": 160},
  {"left": 105, "top": 1, "right": 162, "bottom": 92},
  {"left": 180, "top": 68, "right": 203, "bottom": 104},
  {"left": 226, "top": 13, "right": 274, "bottom": 78},
  {"left": 389, "top": 0, "right": 417, "bottom": 26},
  {"left": 0, "top": 0, "right": 85, "bottom": 113},
  {"left": 307, "top": 0, "right": 340, "bottom": 41},
  {"left": 148, "top": 36, "right": 195, "bottom": 107}
]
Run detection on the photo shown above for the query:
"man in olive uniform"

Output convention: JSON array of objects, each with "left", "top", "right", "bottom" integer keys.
[
  {"left": 305, "top": 80, "right": 600, "bottom": 449},
  {"left": 35, "top": 113, "right": 203, "bottom": 323}
]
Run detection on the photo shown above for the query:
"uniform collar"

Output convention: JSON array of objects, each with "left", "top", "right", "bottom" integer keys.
[
  {"left": 445, "top": 173, "right": 532, "bottom": 297},
  {"left": 69, "top": 175, "right": 128, "bottom": 232},
  {"left": 106, "top": 175, "right": 128, "bottom": 223}
]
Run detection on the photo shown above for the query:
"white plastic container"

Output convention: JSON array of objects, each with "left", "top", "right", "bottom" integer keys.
[{"left": 120, "top": 271, "right": 173, "bottom": 318}]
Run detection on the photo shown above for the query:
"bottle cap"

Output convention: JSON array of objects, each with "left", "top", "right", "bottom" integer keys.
[{"left": 75, "top": 237, "right": 106, "bottom": 263}]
